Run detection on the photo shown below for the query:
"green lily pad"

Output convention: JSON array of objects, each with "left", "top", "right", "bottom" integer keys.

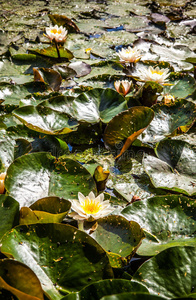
[
  {"left": 0, "top": 195, "right": 19, "bottom": 240},
  {"left": 133, "top": 246, "right": 196, "bottom": 298},
  {"left": 1, "top": 223, "right": 113, "bottom": 299},
  {"left": 62, "top": 279, "right": 148, "bottom": 300},
  {"left": 5, "top": 152, "right": 96, "bottom": 207},
  {"left": 104, "top": 107, "right": 154, "bottom": 159},
  {"left": 163, "top": 73, "right": 196, "bottom": 98},
  {"left": 20, "top": 196, "right": 71, "bottom": 225},
  {"left": 143, "top": 139, "right": 196, "bottom": 196},
  {"left": 121, "top": 194, "right": 196, "bottom": 256},
  {"left": 0, "top": 130, "right": 31, "bottom": 170},
  {"left": 136, "top": 99, "right": 196, "bottom": 145},
  {"left": 86, "top": 216, "right": 145, "bottom": 259},
  {"left": 0, "top": 259, "right": 44, "bottom": 300},
  {"left": 29, "top": 45, "right": 74, "bottom": 61},
  {"left": 72, "top": 88, "right": 127, "bottom": 124},
  {"left": 13, "top": 105, "right": 78, "bottom": 135},
  {"left": 101, "top": 294, "right": 167, "bottom": 300},
  {"left": 0, "top": 82, "right": 47, "bottom": 105}
]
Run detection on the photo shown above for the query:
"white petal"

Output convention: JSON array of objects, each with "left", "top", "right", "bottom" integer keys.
[
  {"left": 78, "top": 192, "right": 86, "bottom": 203},
  {"left": 88, "top": 191, "right": 95, "bottom": 200}
]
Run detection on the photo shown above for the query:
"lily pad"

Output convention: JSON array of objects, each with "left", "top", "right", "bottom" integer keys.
[
  {"left": 0, "top": 195, "right": 19, "bottom": 240},
  {"left": 143, "top": 139, "right": 196, "bottom": 196},
  {"left": 0, "top": 259, "right": 44, "bottom": 300},
  {"left": 1, "top": 223, "right": 113, "bottom": 299},
  {"left": 71, "top": 88, "right": 127, "bottom": 124},
  {"left": 29, "top": 45, "right": 74, "bottom": 61},
  {"left": 87, "top": 216, "right": 145, "bottom": 259},
  {"left": 163, "top": 73, "right": 196, "bottom": 98},
  {"left": 33, "top": 67, "right": 62, "bottom": 91},
  {"left": 62, "top": 279, "right": 148, "bottom": 300},
  {"left": 121, "top": 194, "right": 196, "bottom": 256},
  {"left": 101, "top": 294, "right": 167, "bottom": 300},
  {"left": 48, "top": 14, "right": 80, "bottom": 33},
  {"left": 104, "top": 107, "right": 154, "bottom": 159},
  {"left": 20, "top": 196, "right": 71, "bottom": 225},
  {"left": 13, "top": 105, "right": 78, "bottom": 135},
  {"left": 136, "top": 99, "right": 196, "bottom": 145},
  {"left": 133, "top": 246, "right": 196, "bottom": 298},
  {"left": 5, "top": 152, "right": 96, "bottom": 207}
]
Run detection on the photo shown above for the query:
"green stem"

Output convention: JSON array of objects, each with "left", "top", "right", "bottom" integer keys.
[
  {"left": 78, "top": 220, "right": 84, "bottom": 231},
  {"left": 54, "top": 40, "right": 61, "bottom": 59}
]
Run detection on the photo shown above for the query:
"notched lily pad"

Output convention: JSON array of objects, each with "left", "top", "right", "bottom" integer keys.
[
  {"left": 1, "top": 223, "right": 113, "bottom": 299},
  {"left": 86, "top": 215, "right": 145, "bottom": 260},
  {"left": 143, "top": 139, "right": 196, "bottom": 196},
  {"left": 20, "top": 196, "right": 71, "bottom": 225},
  {"left": 0, "top": 259, "right": 44, "bottom": 300},
  {"left": 29, "top": 45, "right": 74, "bottom": 61},
  {"left": 133, "top": 246, "right": 196, "bottom": 298},
  {"left": 49, "top": 14, "right": 80, "bottom": 33},
  {"left": 136, "top": 99, "right": 196, "bottom": 145},
  {"left": 121, "top": 194, "right": 196, "bottom": 256},
  {"left": 104, "top": 107, "right": 154, "bottom": 159},
  {"left": 13, "top": 105, "right": 78, "bottom": 135},
  {"left": 33, "top": 67, "right": 62, "bottom": 91}
]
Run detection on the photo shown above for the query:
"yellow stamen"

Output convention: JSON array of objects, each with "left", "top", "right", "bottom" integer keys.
[
  {"left": 151, "top": 70, "right": 164, "bottom": 75},
  {"left": 81, "top": 199, "right": 102, "bottom": 214},
  {"left": 51, "top": 29, "right": 62, "bottom": 34}
]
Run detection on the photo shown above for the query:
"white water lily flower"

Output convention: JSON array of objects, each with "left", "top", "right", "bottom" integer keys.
[
  {"left": 0, "top": 172, "right": 6, "bottom": 194},
  {"left": 70, "top": 191, "right": 114, "bottom": 222},
  {"left": 114, "top": 80, "right": 133, "bottom": 96},
  {"left": 45, "top": 25, "right": 68, "bottom": 43},
  {"left": 136, "top": 66, "right": 170, "bottom": 84},
  {"left": 117, "top": 46, "right": 141, "bottom": 64}
]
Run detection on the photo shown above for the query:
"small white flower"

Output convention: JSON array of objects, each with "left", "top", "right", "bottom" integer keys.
[
  {"left": 136, "top": 66, "right": 170, "bottom": 85},
  {"left": 0, "top": 172, "right": 6, "bottom": 194},
  {"left": 70, "top": 191, "right": 114, "bottom": 222},
  {"left": 45, "top": 25, "right": 68, "bottom": 43},
  {"left": 117, "top": 46, "right": 141, "bottom": 64},
  {"left": 114, "top": 80, "right": 133, "bottom": 96}
]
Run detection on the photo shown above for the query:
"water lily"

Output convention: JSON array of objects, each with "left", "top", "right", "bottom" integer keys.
[
  {"left": 45, "top": 25, "right": 68, "bottom": 43},
  {"left": 136, "top": 66, "right": 170, "bottom": 84},
  {"left": 114, "top": 80, "right": 133, "bottom": 96},
  {"left": 117, "top": 46, "right": 141, "bottom": 64},
  {"left": 70, "top": 191, "right": 114, "bottom": 223},
  {"left": 0, "top": 172, "right": 6, "bottom": 194}
]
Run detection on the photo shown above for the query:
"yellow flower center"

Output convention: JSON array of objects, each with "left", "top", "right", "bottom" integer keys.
[
  {"left": 81, "top": 199, "right": 102, "bottom": 214},
  {"left": 151, "top": 69, "right": 164, "bottom": 75},
  {"left": 51, "top": 29, "right": 62, "bottom": 34}
]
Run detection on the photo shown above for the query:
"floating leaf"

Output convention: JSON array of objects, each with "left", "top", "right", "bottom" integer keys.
[
  {"left": 133, "top": 246, "right": 196, "bottom": 298},
  {"left": 121, "top": 194, "right": 196, "bottom": 256},
  {"left": 29, "top": 45, "right": 74, "bottom": 61},
  {"left": 20, "top": 196, "right": 71, "bottom": 225},
  {"left": 104, "top": 107, "right": 154, "bottom": 159},
  {"left": 136, "top": 99, "right": 196, "bottom": 145},
  {"left": 49, "top": 14, "right": 80, "bottom": 33},
  {"left": 143, "top": 139, "right": 196, "bottom": 196},
  {"left": 13, "top": 105, "right": 78, "bottom": 135},
  {"left": 1, "top": 224, "right": 113, "bottom": 299},
  {"left": 5, "top": 152, "right": 96, "bottom": 207},
  {"left": 163, "top": 73, "right": 196, "bottom": 98},
  {"left": 85, "top": 216, "right": 145, "bottom": 259},
  {"left": 71, "top": 88, "right": 127, "bottom": 124},
  {"left": 0, "top": 259, "right": 44, "bottom": 300},
  {"left": 33, "top": 67, "right": 62, "bottom": 91},
  {"left": 101, "top": 293, "right": 169, "bottom": 300},
  {"left": 137, "top": 81, "right": 163, "bottom": 107},
  {"left": 62, "top": 279, "right": 148, "bottom": 300},
  {"left": 0, "top": 195, "right": 19, "bottom": 240}
]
